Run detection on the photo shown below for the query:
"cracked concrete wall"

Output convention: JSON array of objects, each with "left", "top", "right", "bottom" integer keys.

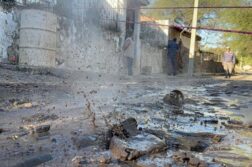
[
  {"left": 0, "top": 6, "right": 18, "bottom": 62},
  {"left": 57, "top": 0, "right": 127, "bottom": 74}
]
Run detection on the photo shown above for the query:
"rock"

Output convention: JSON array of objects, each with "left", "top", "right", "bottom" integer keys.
[
  {"left": 228, "top": 120, "right": 243, "bottom": 125},
  {"left": 109, "top": 133, "right": 166, "bottom": 161},
  {"left": 72, "top": 135, "right": 98, "bottom": 149},
  {"left": 175, "top": 131, "right": 225, "bottom": 140},
  {"left": 105, "top": 117, "right": 138, "bottom": 149},
  {"left": 35, "top": 125, "right": 50, "bottom": 133},
  {"left": 190, "top": 141, "right": 209, "bottom": 152},
  {"left": 171, "top": 108, "right": 184, "bottom": 114},
  {"left": 204, "top": 119, "right": 218, "bottom": 124},
  {"left": 121, "top": 117, "right": 138, "bottom": 136},
  {"left": 223, "top": 123, "right": 244, "bottom": 129},
  {"left": 12, "top": 154, "right": 53, "bottom": 167},
  {"left": 51, "top": 138, "right": 57, "bottom": 143},
  {"left": 163, "top": 90, "right": 184, "bottom": 107},
  {"left": 97, "top": 152, "right": 112, "bottom": 164},
  {"left": 173, "top": 151, "right": 207, "bottom": 167},
  {"left": 17, "top": 102, "right": 33, "bottom": 108},
  {"left": 22, "top": 113, "right": 58, "bottom": 123},
  {"left": 72, "top": 156, "right": 88, "bottom": 167}
]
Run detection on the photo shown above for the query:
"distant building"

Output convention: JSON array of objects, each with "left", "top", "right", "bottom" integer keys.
[{"left": 140, "top": 15, "right": 201, "bottom": 74}]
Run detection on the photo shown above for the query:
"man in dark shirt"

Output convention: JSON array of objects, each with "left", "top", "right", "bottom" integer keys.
[{"left": 167, "top": 38, "right": 179, "bottom": 76}]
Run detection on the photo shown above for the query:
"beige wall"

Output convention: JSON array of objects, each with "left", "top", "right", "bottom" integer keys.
[
  {"left": 141, "top": 42, "right": 165, "bottom": 74},
  {"left": 140, "top": 22, "right": 201, "bottom": 74}
]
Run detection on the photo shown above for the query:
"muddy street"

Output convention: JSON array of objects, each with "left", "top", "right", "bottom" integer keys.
[{"left": 0, "top": 67, "right": 251, "bottom": 167}]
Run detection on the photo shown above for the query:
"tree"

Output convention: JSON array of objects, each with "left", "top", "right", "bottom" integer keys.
[{"left": 146, "top": 0, "right": 252, "bottom": 65}]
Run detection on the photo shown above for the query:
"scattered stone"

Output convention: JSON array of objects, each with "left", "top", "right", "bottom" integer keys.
[
  {"left": 89, "top": 90, "right": 98, "bottom": 94},
  {"left": 173, "top": 151, "right": 207, "bottom": 167},
  {"left": 97, "top": 152, "right": 112, "bottom": 164},
  {"left": 104, "top": 118, "right": 138, "bottom": 149},
  {"left": 228, "top": 120, "right": 243, "bottom": 125},
  {"left": 51, "top": 138, "right": 57, "bottom": 143},
  {"left": 110, "top": 133, "right": 166, "bottom": 161},
  {"left": 163, "top": 90, "right": 184, "bottom": 107},
  {"left": 36, "top": 134, "right": 50, "bottom": 140},
  {"left": 72, "top": 135, "right": 98, "bottom": 149},
  {"left": 35, "top": 125, "right": 50, "bottom": 133},
  {"left": 22, "top": 113, "right": 58, "bottom": 123},
  {"left": 190, "top": 141, "right": 209, "bottom": 152},
  {"left": 72, "top": 156, "right": 89, "bottom": 167},
  {"left": 121, "top": 117, "right": 138, "bottom": 136},
  {"left": 12, "top": 154, "right": 53, "bottom": 167},
  {"left": 16, "top": 102, "right": 33, "bottom": 108},
  {"left": 204, "top": 119, "right": 219, "bottom": 124}
]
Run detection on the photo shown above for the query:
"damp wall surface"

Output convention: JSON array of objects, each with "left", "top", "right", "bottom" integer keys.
[
  {"left": 57, "top": 0, "right": 128, "bottom": 74},
  {"left": 140, "top": 20, "right": 169, "bottom": 74}
]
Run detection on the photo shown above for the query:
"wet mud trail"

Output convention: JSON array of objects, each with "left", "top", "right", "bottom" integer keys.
[{"left": 0, "top": 68, "right": 252, "bottom": 167}]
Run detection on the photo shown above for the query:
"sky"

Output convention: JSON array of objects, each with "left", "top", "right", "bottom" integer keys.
[{"left": 147, "top": 0, "right": 223, "bottom": 49}]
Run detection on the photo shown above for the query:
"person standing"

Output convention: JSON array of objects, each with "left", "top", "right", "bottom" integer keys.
[
  {"left": 167, "top": 38, "right": 179, "bottom": 76},
  {"left": 222, "top": 47, "right": 236, "bottom": 78},
  {"left": 122, "top": 37, "right": 134, "bottom": 75}
]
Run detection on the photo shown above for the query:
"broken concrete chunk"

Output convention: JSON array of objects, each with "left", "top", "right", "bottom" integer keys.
[
  {"left": 22, "top": 113, "right": 59, "bottom": 123},
  {"left": 121, "top": 117, "right": 138, "bottom": 136},
  {"left": 72, "top": 135, "right": 98, "bottom": 149},
  {"left": 72, "top": 151, "right": 112, "bottom": 167},
  {"left": 106, "top": 117, "right": 138, "bottom": 141},
  {"left": 204, "top": 119, "right": 219, "bottom": 124},
  {"left": 163, "top": 90, "right": 184, "bottom": 107},
  {"left": 12, "top": 154, "right": 53, "bottom": 167},
  {"left": 35, "top": 125, "right": 50, "bottom": 133},
  {"left": 97, "top": 152, "right": 112, "bottom": 164},
  {"left": 110, "top": 133, "right": 166, "bottom": 161},
  {"left": 228, "top": 120, "right": 243, "bottom": 125},
  {"left": 173, "top": 151, "right": 207, "bottom": 167},
  {"left": 190, "top": 141, "right": 209, "bottom": 152}
]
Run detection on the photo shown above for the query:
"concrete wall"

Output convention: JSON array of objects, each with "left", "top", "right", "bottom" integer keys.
[
  {"left": 140, "top": 20, "right": 169, "bottom": 74},
  {"left": 140, "top": 19, "right": 201, "bottom": 75},
  {"left": 57, "top": 0, "right": 127, "bottom": 74},
  {"left": 141, "top": 42, "right": 166, "bottom": 74},
  {"left": 0, "top": 6, "right": 17, "bottom": 62}
]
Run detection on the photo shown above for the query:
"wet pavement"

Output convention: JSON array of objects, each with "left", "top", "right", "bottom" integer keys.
[{"left": 0, "top": 67, "right": 252, "bottom": 167}]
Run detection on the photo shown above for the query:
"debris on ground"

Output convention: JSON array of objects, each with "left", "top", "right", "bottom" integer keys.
[
  {"left": 12, "top": 154, "right": 53, "bottom": 167},
  {"left": 0, "top": 67, "right": 252, "bottom": 166},
  {"left": 163, "top": 90, "right": 184, "bottom": 107}
]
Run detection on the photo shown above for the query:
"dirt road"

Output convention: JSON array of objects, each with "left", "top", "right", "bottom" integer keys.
[{"left": 0, "top": 66, "right": 251, "bottom": 167}]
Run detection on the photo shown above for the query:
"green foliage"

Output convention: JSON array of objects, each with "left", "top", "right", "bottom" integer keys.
[{"left": 147, "top": 0, "right": 252, "bottom": 65}]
